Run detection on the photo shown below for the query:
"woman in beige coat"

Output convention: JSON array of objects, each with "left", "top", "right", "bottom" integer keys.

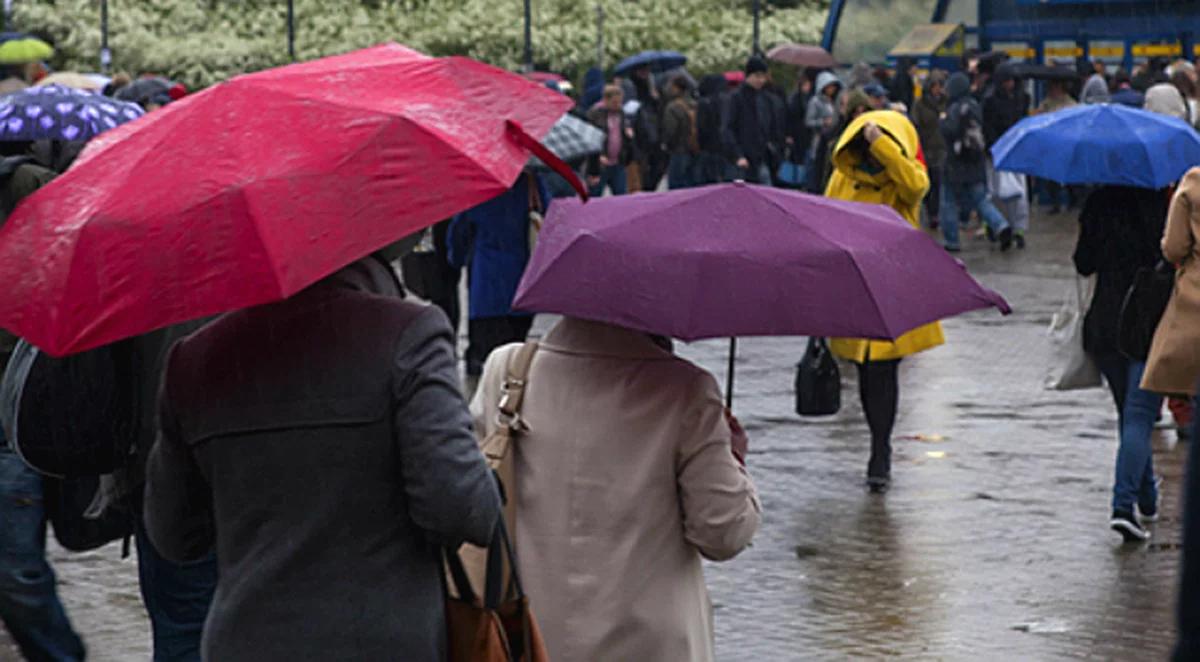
[
  {"left": 1144, "top": 167, "right": 1200, "bottom": 396},
  {"left": 472, "top": 317, "right": 761, "bottom": 662}
]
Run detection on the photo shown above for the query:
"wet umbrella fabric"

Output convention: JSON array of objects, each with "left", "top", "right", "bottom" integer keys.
[
  {"left": 0, "top": 33, "right": 53, "bottom": 64},
  {"left": 0, "top": 43, "right": 574, "bottom": 356},
  {"left": 514, "top": 183, "right": 1010, "bottom": 342},
  {"left": 766, "top": 44, "right": 837, "bottom": 69},
  {"left": 992, "top": 103, "right": 1200, "bottom": 188},
  {"left": 613, "top": 50, "right": 687, "bottom": 76},
  {"left": 0, "top": 85, "right": 143, "bottom": 142},
  {"left": 530, "top": 112, "right": 605, "bottom": 167}
]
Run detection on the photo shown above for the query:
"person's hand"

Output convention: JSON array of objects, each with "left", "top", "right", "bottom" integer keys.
[
  {"left": 862, "top": 121, "right": 882, "bottom": 144},
  {"left": 785, "top": 136, "right": 794, "bottom": 146},
  {"left": 587, "top": 175, "right": 600, "bottom": 187},
  {"left": 625, "top": 127, "right": 635, "bottom": 139},
  {"left": 736, "top": 157, "right": 750, "bottom": 170},
  {"left": 599, "top": 154, "right": 611, "bottom": 167},
  {"left": 725, "top": 409, "right": 748, "bottom": 464}
]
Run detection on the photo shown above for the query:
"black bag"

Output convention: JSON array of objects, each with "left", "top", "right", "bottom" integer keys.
[
  {"left": 795, "top": 337, "right": 841, "bottom": 416},
  {"left": 3, "top": 339, "right": 138, "bottom": 478},
  {"left": 42, "top": 475, "right": 133, "bottom": 552},
  {"left": 1118, "top": 260, "right": 1176, "bottom": 361}
]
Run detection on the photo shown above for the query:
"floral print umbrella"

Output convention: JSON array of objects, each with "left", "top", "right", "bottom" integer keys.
[{"left": 0, "top": 85, "right": 143, "bottom": 142}]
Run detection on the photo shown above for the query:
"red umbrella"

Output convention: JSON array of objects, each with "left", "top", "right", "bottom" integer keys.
[
  {"left": 0, "top": 43, "right": 578, "bottom": 356},
  {"left": 766, "top": 43, "right": 837, "bottom": 69},
  {"left": 724, "top": 70, "right": 744, "bottom": 89}
]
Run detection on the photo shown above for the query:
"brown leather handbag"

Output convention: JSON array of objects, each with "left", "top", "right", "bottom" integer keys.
[{"left": 445, "top": 519, "right": 549, "bottom": 662}]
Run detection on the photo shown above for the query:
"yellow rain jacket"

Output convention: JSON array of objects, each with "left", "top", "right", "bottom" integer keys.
[{"left": 824, "top": 110, "right": 944, "bottom": 363}]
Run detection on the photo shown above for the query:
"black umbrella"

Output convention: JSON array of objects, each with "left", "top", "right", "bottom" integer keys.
[{"left": 1006, "top": 63, "right": 1077, "bottom": 82}]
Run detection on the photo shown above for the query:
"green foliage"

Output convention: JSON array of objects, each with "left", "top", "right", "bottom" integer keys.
[{"left": 12, "top": 0, "right": 827, "bottom": 90}]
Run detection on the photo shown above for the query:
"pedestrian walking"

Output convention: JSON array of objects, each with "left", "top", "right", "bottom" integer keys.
[
  {"left": 804, "top": 70, "right": 842, "bottom": 192},
  {"left": 1081, "top": 68, "right": 1111, "bottom": 105},
  {"left": 585, "top": 85, "right": 634, "bottom": 196},
  {"left": 912, "top": 70, "right": 948, "bottom": 229},
  {"left": 984, "top": 64, "right": 1032, "bottom": 248},
  {"left": 939, "top": 72, "right": 1013, "bottom": 252},
  {"left": 471, "top": 317, "right": 760, "bottom": 662},
  {"left": 695, "top": 74, "right": 733, "bottom": 185},
  {"left": 144, "top": 254, "right": 502, "bottom": 661},
  {"left": 825, "top": 110, "right": 940, "bottom": 492},
  {"left": 1072, "top": 185, "right": 1171, "bottom": 542},
  {"left": 0, "top": 147, "right": 86, "bottom": 662},
  {"left": 661, "top": 75, "right": 699, "bottom": 189},
  {"left": 723, "top": 55, "right": 780, "bottom": 185},
  {"left": 1144, "top": 167, "right": 1200, "bottom": 398},
  {"left": 1146, "top": 81, "right": 1192, "bottom": 124},
  {"left": 1111, "top": 71, "right": 1145, "bottom": 108},
  {"left": 1170, "top": 71, "right": 1200, "bottom": 128},
  {"left": 448, "top": 173, "right": 547, "bottom": 384}
]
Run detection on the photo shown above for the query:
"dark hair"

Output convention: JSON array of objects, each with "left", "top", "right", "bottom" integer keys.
[
  {"left": 669, "top": 75, "right": 690, "bottom": 93},
  {"left": 1172, "top": 71, "right": 1197, "bottom": 99}
]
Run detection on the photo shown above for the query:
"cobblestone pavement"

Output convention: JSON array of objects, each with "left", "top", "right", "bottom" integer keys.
[{"left": 2, "top": 209, "right": 1185, "bottom": 661}]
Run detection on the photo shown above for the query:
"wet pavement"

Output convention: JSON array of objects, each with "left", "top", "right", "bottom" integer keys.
[{"left": 2, "top": 209, "right": 1186, "bottom": 660}]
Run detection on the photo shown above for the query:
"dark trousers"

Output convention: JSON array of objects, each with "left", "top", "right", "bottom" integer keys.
[
  {"left": 1093, "top": 351, "right": 1130, "bottom": 417},
  {"left": 857, "top": 359, "right": 901, "bottom": 479},
  {"left": 430, "top": 221, "right": 461, "bottom": 334},
  {"left": 925, "top": 167, "right": 942, "bottom": 222},
  {"left": 466, "top": 316, "right": 534, "bottom": 376},
  {"left": 1177, "top": 386, "right": 1200, "bottom": 660},
  {"left": 135, "top": 522, "right": 217, "bottom": 662}
]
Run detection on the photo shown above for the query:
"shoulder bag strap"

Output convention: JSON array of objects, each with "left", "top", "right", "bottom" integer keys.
[{"left": 496, "top": 341, "right": 539, "bottom": 432}]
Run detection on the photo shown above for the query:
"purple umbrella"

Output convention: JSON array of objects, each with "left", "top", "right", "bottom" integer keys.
[{"left": 514, "top": 183, "right": 1011, "bottom": 403}]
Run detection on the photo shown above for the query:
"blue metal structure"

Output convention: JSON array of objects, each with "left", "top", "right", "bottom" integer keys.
[{"left": 824, "top": 0, "right": 1200, "bottom": 70}]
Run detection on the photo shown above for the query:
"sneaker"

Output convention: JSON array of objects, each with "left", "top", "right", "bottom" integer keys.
[
  {"left": 867, "top": 476, "right": 891, "bottom": 494},
  {"left": 944, "top": 243, "right": 962, "bottom": 253},
  {"left": 1015, "top": 233, "right": 1026, "bottom": 250},
  {"left": 985, "top": 224, "right": 996, "bottom": 243},
  {"left": 1111, "top": 510, "right": 1150, "bottom": 542},
  {"left": 1139, "top": 477, "right": 1164, "bottom": 523},
  {"left": 999, "top": 227, "right": 1014, "bottom": 252}
]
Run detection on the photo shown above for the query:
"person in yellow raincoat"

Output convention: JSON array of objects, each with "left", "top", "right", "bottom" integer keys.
[{"left": 824, "top": 109, "right": 944, "bottom": 493}]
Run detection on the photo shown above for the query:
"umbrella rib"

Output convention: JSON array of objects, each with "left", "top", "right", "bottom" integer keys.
[{"left": 753, "top": 189, "right": 894, "bottom": 339}]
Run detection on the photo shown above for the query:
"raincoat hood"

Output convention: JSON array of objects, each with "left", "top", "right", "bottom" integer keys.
[
  {"left": 815, "top": 71, "right": 842, "bottom": 95},
  {"left": 946, "top": 72, "right": 971, "bottom": 102},
  {"left": 1082, "top": 74, "right": 1111, "bottom": 104},
  {"left": 832, "top": 110, "right": 920, "bottom": 186},
  {"left": 1145, "top": 83, "right": 1189, "bottom": 121}
]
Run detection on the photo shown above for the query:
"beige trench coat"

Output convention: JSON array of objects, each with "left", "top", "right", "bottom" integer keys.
[
  {"left": 471, "top": 318, "right": 761, "bottom": 662},
  {"left": 1144, "top": 168, "right": 1200, "bottom": 396}
]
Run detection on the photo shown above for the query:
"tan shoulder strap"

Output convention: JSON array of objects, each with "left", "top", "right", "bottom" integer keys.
[{"left": 496, "top": 341, "right": 539, "bottom": 431}]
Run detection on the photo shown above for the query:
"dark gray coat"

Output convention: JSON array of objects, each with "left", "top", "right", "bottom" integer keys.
[{"left": 144, "top": 258, "right": 501, "bottom": 662}]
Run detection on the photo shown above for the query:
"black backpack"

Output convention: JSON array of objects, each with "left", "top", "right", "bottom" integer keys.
[{"left": 951, "top": 101, "right": 986, "bottom": 160}]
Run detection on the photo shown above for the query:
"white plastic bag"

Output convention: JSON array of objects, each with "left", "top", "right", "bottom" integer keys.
[
  {"left": 995, "top": 170, "right": 1026, "bottom": 200},
  {"left": 1045, "top": 275, "right": 1103, "bottom": 390}
]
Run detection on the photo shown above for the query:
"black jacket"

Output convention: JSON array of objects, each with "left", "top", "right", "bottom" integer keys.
[
  {"left": 145, "top": 259, "right": 501, "bottom": 661},
  {"left": 982, "top": 78, "right": 1029, "bottom": 148},
  {"left": 722, "top": 83, "right": 779, "bottom": 167},
  {"left": 941, "top": 72, "right": 988, "bottom": 185},
  {"left": 1073, "top": 186, "right": 1170, "bottom": 356}
]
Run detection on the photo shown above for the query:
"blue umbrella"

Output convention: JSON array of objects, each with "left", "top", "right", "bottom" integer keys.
[
  {"left": 992, "top": 104, "right": 1200, "bottom": 189},
  {"left": 0, "top": 85, "right": 144, "bottom": 142},
  {"left": 613, "top": 50, "right": 687, "bottom": 76}
]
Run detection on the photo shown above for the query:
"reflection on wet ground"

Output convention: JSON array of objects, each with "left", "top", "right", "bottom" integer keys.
[{"left": 3, "top": 211, "right": 1184, "bottom": 660}]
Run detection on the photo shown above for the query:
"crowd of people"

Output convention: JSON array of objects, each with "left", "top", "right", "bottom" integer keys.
[{"left": 3, "top": 40, "right": 1200, "bottom": 662}]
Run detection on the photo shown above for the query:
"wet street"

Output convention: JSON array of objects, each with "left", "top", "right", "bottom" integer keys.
[{"left": 3, "top": 209, "right": 1186, "bottom": 661}]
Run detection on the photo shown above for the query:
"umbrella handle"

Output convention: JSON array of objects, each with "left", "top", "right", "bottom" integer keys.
[{"left": 506, "top": 120, "right": 590, "bottom": 202}]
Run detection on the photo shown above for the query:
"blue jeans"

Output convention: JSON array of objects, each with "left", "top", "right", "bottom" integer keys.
[
  {"left": 940, "top": 180, "right": 1011, "bottom": 249},
  {"left": 1113, "top": 361, "right": 1162, "bottom": 514},
  {"left": 135, "top": 522, "right": 217, "bottom": 662},
  {"left": 0, "top": 445, "right": 85, "bottom": 662},
  {"left": 588, "top": 164, "right": 627, "bottom": 197},
  {"left": 667, "top": 153, "right": 695, "bottom": 190}
]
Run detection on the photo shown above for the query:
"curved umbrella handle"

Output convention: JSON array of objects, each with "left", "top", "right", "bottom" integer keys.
[{"left": 506, "top": 120, "right": 589, "bottom": 202}]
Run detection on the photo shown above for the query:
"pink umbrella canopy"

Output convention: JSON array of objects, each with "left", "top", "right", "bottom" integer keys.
[
  {"left": 515, "top": 183, "right": 1010, "bottom": 342},
  {"left": 0, "top": 43, "right": 576, "bottom": 356},
  {"left": 767, "top": 43, "right": 838, "bottom": 69}
]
